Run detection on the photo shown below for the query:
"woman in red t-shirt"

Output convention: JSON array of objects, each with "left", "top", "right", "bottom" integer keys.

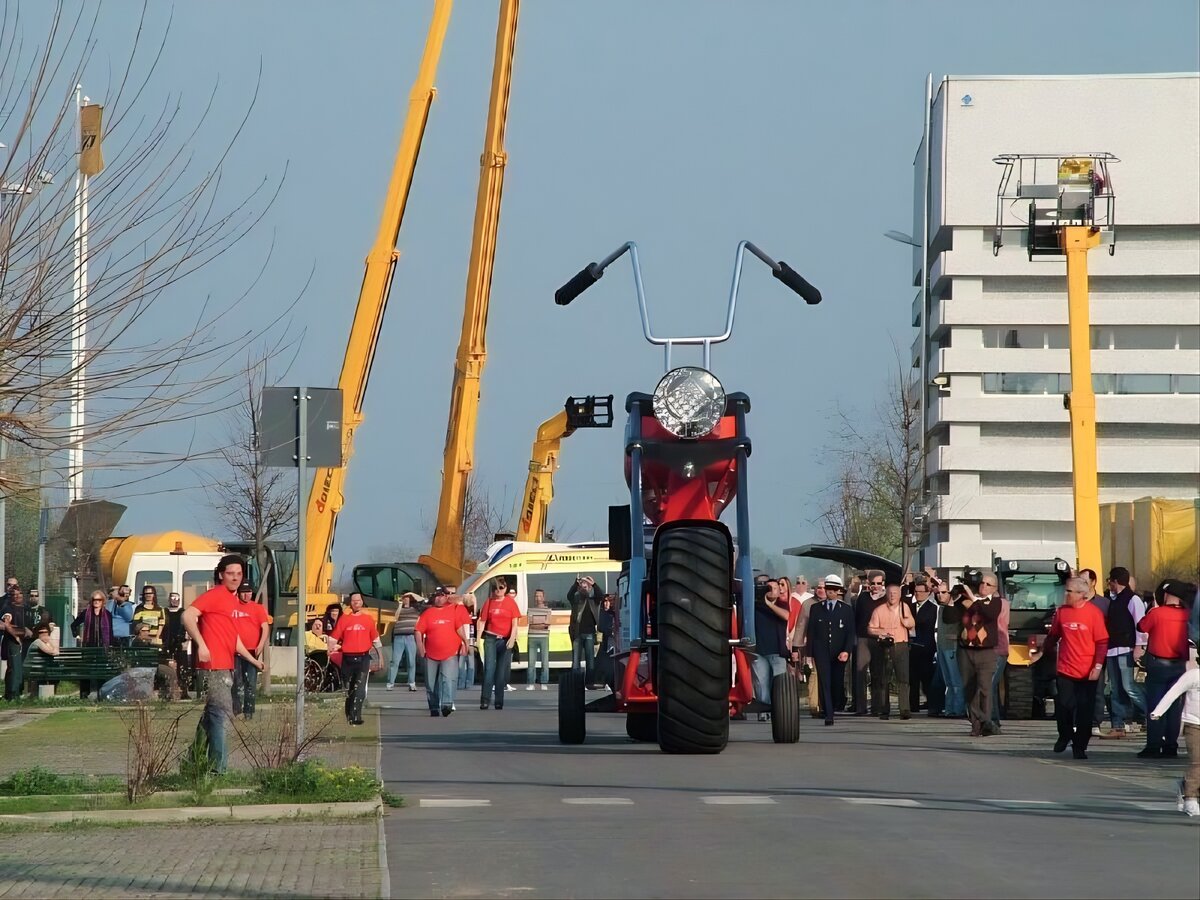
[
  {"left": 477, "top": 580, "right": 520, "bottom": 710},
  {"left": 1138, "top": 580, "right": 1195, "bottom": 758}
]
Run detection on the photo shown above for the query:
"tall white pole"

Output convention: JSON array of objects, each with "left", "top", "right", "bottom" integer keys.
[{"left": 68, "top": 85, "right": 88, "bottom": 616}]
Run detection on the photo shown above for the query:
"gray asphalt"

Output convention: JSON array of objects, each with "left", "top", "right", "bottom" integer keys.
[{"left": 377, "top": 689, "right": 1200, "bottom": 899}]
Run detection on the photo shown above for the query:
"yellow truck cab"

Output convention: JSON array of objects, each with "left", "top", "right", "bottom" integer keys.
[{"left": 458, "top": 540, "right": 620, "bottom": 671}]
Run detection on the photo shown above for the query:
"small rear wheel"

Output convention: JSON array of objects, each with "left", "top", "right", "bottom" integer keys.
[
  {"left": 558, "top": 667, "right": 586, "bottom": 744},
  {"left": 303, "top": 658, "right": 324, "bottom": 693},
  {"left": 771, "top": 672, "right": 800, "bottom": 743},
  {"left": 626, "top": 711, "right": 658, "bottom": 742}
]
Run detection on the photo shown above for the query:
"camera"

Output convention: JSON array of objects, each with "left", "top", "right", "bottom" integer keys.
[
  {"left": 875, "top": 634, "right": 896, "bottom": 646},
  {"left": 754, "top": 581, "right": 771, "bottom": 602}
]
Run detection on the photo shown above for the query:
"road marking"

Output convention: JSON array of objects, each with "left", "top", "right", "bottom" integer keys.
[
  {"left": 980, "top": 799, "right": 1058, "bottom": 807},
  {"left": 1126, "top": 801, "right": 1178, "bottom": 812},
  {"left": 840, "top": 798, "right": 922, "bottom": 808},
  {"left": 701, "top": 795, "right": 776, "bottom": 805},
  {"left": 562, "top": 798, "right": 635, "bottom": 805},
  {"left": 418, "top": 799, "right": 491, "bottom": 808}
]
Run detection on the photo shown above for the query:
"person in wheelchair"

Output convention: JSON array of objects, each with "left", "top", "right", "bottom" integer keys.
[{"left": 304, "top": 618, "right": 342, "bottom": 693}]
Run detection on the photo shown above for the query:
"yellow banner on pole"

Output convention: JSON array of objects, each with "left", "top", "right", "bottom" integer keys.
[{"left": 79, "top": 104, "right": 104, "bottom": 176}]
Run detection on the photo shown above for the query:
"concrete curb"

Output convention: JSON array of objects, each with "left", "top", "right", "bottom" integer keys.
[
  {"left": 0, "top": 798, "right": 381, "bottom": 825},
  {"left": 375, "top": 710, "right": 390, "bottom": 900}
]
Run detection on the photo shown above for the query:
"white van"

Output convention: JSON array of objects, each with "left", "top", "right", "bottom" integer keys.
[{"left": 458, "top": 540, "right": 621, "bottom": 670}]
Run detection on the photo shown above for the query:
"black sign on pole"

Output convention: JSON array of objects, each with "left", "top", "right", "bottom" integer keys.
[{"left": 260, "top": 387, "right": 344, "bottom": 468}]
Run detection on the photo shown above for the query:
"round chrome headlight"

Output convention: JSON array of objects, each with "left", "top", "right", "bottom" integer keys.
[{"left": 652, "top": 366, "right": 726, "bottom": 439}]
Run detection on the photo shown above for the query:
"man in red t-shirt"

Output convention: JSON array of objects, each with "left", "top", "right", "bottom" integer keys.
[
  {"left": 230, "top": 582, "right": 270, "bottom": 721},
  {"left": 415, "top": 590, "right": 470, "bottom": 717},
  {"left": 182, "top": 555, "right": 263, "bottom": 774},
  {"left": 477, "top": 581, "right": 520, "bottom": 710},
  {"left": 1042, "top": 576, "right": 1109, "bottom": 759},
  {"left": 330, "top": 592, "right": 383, "bottom": 726}
]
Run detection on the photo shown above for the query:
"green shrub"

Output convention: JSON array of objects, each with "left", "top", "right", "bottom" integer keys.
[
  {"left": 255, "top": 760, "right": 379, "bottom": 803},
  {"left": 0, "top": 767, "right": 122, "bottom": 796}
]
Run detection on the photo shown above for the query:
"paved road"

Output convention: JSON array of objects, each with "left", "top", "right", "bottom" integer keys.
[{"left": 379, "top": 690, "right": 1199, "bottom": 899}]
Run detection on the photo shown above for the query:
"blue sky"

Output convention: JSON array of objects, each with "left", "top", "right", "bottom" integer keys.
[{"left": 14, "top": 1, "right": 1199, "bottom": 580}]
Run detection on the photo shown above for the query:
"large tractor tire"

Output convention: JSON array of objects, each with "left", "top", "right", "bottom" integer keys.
[
  {"left": 626, "top": 712, "right": 658, "bottom": 742},
  {"left": 558, "top": 667, "right": 586, "bottom": 744},
  {"left": 656, "top": 526, "right": 732, "bottom": 755},
  {"left": 1005, "top": 664, "right": 1034, "bottom": 721},
  {"left": 771, "top": 671, "right": 801, "bottom": 743}
]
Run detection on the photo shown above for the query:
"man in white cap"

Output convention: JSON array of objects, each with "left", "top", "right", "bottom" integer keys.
[{"left": 803, "top": 574, "right": 856, "bottom": 725}]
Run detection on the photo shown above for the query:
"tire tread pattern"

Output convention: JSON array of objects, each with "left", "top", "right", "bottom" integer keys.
[{"left": 656, "top": 527, "right": 732, "bottom": 754}]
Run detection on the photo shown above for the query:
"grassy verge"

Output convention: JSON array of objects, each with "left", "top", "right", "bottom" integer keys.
[
  {"left": 0, "top": 760, "right": 382, "bottom": 815},
  {"left": 1, "top": 706, "right": 377, "bottom": 777}
]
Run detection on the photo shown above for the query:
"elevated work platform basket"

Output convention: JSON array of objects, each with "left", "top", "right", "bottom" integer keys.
[{"left": 993, "top": 152, "right": 1118, "bottom": 259}]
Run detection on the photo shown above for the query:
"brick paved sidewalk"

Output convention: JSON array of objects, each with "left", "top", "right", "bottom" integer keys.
[{"left": 0, "top": 817, "right": 381, "bottom": 898}]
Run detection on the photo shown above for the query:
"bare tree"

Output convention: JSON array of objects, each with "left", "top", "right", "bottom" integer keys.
[
  {"left": 461, "top": 476, "right": 508, "bottom": 567},
  {"left": 0, "top": 3, "right": 298, "bottom": 498},
  {"left": 201, "top": 357, "right": 297, "bottom": 571},
  {"left": 815, "top": 348, "right": 925, "bottom": 568}
]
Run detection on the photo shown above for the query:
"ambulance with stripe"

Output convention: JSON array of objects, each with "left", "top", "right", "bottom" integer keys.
[{"left": 457, "top": 540, "right": 621, "bottom": 670}]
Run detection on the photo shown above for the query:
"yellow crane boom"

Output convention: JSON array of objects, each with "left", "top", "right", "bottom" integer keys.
[
  {"left": 516, "top": 396, "right": 614, "bottom": 542},
  {"left": 302, "top": 0, "right": 453, "bottom": 611},
  {"left": 420, "top": 0, "right": 520, "bottom": 585}
]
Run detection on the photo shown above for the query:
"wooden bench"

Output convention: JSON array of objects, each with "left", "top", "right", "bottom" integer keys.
[{"left": 24, "top": 645, "right": 163, "bottom": 691}]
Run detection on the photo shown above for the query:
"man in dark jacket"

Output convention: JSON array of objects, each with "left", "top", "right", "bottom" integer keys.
[
  {"left": 851, "top": 571, "right": 886, "bottom": 714},
  {"left": 1099, "top": 566, "right": 1147, "bottom": 737},
  {"left": 161, "top": 592, "right": 193, "bottom": 699},
  {"left": 0, "top": 587, "right": 34, "bottom": 700},
  {"left": 804, "top": 574, "right": 855, "bottom": 725},
  {"left": 909, "top": 578, "right": 939, "bottom": 715},
  {"left": 568, "top": 576, "right": 600, "bottom": 688}
]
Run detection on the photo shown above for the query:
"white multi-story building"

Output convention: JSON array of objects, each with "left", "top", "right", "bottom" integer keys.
[{"left": 909, "top": 73, "right": 1200, "bottom": 570}]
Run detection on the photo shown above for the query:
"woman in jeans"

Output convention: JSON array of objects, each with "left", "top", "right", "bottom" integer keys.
[{"left": 1137, "top": 580, "right": 1195, "bottom": 759}]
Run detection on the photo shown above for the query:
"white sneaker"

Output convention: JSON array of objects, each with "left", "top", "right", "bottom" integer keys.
[
  {"left": 1177, "top": 779, "right": 1186, "bottom": 812},
  {"left": 407, "top": 684, "right": 416, "bottom": 691},
  {"left": 1091, "top": 726, "right": 1102, "bottom": 737},
  {"left": 451, "top": 702, "right": 457, "bottom": 711},
  {"left": 1184, "top": 798, "right": 1200, "bottom": 817},
  {"left": 540, "top": 684, "right": 548, "bottom": 691},
  {"left": 1125, "top": 722, "right": 1141, "bottom": 734},
  {"left": 526, "top": 685, "right": 535, "bottom": 691},
  {"left": 386, "top": 684, "right": 394, "bottom": 691},
  {"left": 505, "top": 684, "right": 514, "bottom": 692}
]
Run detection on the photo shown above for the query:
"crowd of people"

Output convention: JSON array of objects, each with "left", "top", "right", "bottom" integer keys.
[
  {"left": 3, "top": 557, "right": 1196, "bottom": 813},
  {"left": 751, "top": 564, "right": 1199, "bottom": 817}
]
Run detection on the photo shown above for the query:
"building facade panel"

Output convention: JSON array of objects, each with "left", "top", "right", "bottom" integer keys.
[{"left": 913, "top": 73, "right": 1200, "bottom": 572}]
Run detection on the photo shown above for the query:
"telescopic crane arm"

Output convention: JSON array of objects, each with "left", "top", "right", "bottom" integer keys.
[
  {"left": 515, "top": 396, "right": 614, "bottom": 543},
  {"left": 420, "top": 0, "right": 519, "bottom": 585},
  {"left": 303, "top": 0, "right": 453, "bottom": 602}
]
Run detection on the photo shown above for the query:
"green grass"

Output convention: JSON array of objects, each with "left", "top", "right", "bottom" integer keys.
[
  {"left": 0, "top": 761, "right": 380, "bottom": 815},
  {"left": 0, "top": 768, "right": 124, "bottom": 795}
]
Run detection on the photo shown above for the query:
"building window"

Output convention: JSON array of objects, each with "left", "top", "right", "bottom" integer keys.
[
  {"left": 982, "top": 372, "right": 1068, "bottom": 394},
  {"left": 983, "top": 326, "right": 1067, "bottom": 349},
  {"left": 983, "top": 373, "right": 1199, "bottom": 395},
  {"left": 1091, "top": 325, "right": 1199, "bottom": 350},
  {"left": 1172, "top": 374, "right": 1200, "bottom": 394}
]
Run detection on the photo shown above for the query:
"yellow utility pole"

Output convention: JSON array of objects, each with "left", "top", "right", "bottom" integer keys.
[{"left": 1062, "top": 225, "right": 1103, "bottom": 573}]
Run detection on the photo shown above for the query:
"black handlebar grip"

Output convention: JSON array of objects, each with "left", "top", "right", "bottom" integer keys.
[
  {"left": 554, "top": 263, "right": 603, "bottom": 306},
  {"left": 774, "top": 261, "right": 822, "bottom": 305}
]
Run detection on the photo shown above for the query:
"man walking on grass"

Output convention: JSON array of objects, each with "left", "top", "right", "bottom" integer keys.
[{"left": 183, "top": 555, "right": 264, "bottom": 774}]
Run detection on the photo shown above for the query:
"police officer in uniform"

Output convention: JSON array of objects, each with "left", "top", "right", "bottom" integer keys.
[{"left": 804, "top": 574, "right": 856, "bottom": 725}]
